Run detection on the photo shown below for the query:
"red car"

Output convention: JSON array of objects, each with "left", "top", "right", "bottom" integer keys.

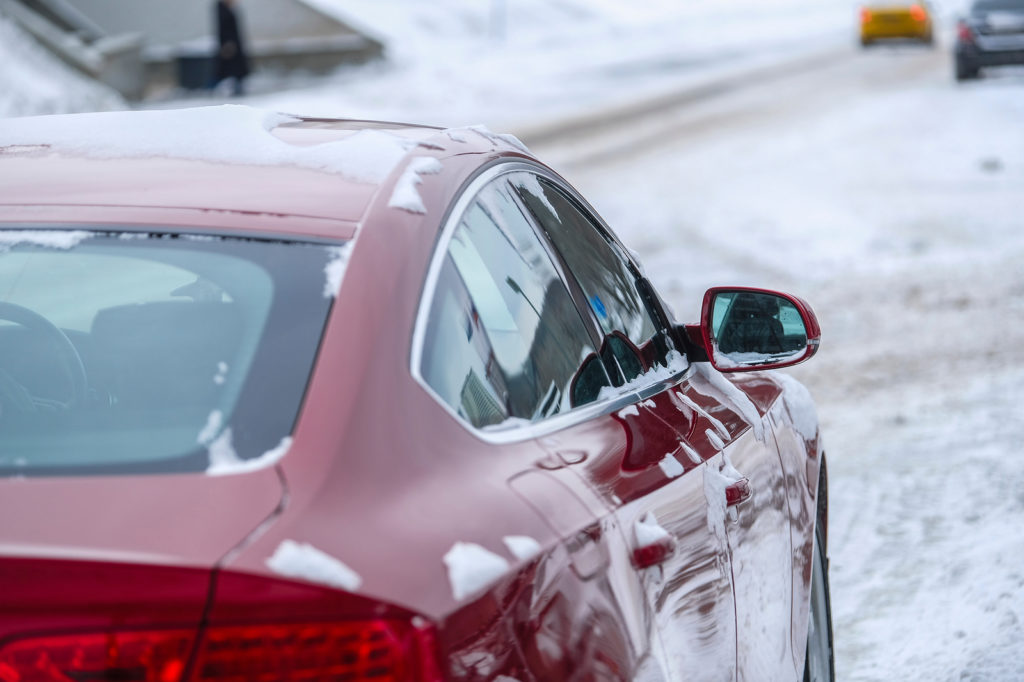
[{"left": 0, "top": 106, "right": 831, "bottom": 682}]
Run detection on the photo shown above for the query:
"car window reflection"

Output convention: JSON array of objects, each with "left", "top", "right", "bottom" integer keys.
[
  {"left": 511, "top": 173, "right": 675, "bottom": 386},
  {"left": 421, "top": 179, "right": 613, "bottom": 428}
]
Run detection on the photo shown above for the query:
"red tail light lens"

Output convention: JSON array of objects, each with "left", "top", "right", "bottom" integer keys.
[
  {"left": 0, "top": 621, "right": 440, "bottom": 682},
  {"left": 957, "top": 19, "right": 974, "bottom": 42},
  {"left": 909, "top": 4, "right": 927, "bottom": 21},
  {"left": 0, "top": 630, "right": 194, "bottom": 682},
  {"left": 861, "top": 8, "right": 873, "bottom": 23},
  {"left": 194, "top": 621, "right": 438, "bottom": 682}
]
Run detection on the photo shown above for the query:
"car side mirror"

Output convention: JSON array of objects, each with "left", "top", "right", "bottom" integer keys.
[{"left": 685, "top": 287, "right": 820, "bottom": 372}]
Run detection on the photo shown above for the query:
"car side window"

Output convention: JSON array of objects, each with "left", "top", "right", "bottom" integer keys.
[
  {"left": 420, "top": 255, "right": 511, "bottom": 428},
  {"left": 511, "top": 173, "right": 674, "bottom": 385},
  {"left": 420, "top": 177, "right": 611, "bottom": 429}
]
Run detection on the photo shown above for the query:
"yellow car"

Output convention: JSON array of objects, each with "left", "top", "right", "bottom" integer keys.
[{"left": 860, "top": 3, "right": 935, "bottom": 44}]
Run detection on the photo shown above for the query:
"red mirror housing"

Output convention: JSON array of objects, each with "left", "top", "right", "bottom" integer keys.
[{"left": 690, "top": 287, "right": 820, "bottom": 373}]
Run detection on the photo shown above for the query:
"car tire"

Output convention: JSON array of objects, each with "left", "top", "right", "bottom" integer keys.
[
  {"left": 955, "top": 57, "right": 980, "bottom": 81},
  {"left": 802, "top": 524, "right": 834, "bottom": 682}
]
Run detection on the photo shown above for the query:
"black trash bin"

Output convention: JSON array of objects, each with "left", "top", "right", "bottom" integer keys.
[{"left": 176, "top": 54, "right": 215, "bottom": 90}]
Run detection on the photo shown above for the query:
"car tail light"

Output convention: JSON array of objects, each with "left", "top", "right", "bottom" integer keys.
[
  {"left": 0, "top": 630, "right": 194, "bottom": 682},
  {"left": 909, "top": 4, "right": 927, "bottom": 21},
  {"left": 0, "top": 620, "right": 441, "bottom": 682},
  {"left": 193, "top": 620, "right": 441, "bottom": 682},
  {"left": 0, "top": 559, "right": 443, "bottom": 682},
  {"left": 957, "top": 19, "right": 974, "bottom": 43},
  {"left": 860, "top": 8, "right": 872, "bottom": 23}
]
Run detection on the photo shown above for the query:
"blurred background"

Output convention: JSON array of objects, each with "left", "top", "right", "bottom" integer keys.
[{"left": 2, "top": 0, "right": 1023, "bottom": 680}]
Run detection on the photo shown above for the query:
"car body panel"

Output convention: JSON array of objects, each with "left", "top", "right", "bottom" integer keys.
[
  {"left": 538, "top": 367, "right": 796, "bottom": 682},
  {"left": 956, "top": 44, "right": 1024, "bottom": 67},
  {"left": 0, "top": 469, "right": 282, "bottom": 567},
  {"left": 764, "top": 382, "right": 825, "bottom": 671},
  {"left": 974, "top": 31, "right": 1024, "bottom": 49},
  {"left": 720, "top": 410, "right": 794, "bottom": 680},
  {"left": 0, "top": 155, "right": 378, "bottom": 225}
]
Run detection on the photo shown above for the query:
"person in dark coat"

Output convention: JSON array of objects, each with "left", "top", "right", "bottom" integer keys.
[{"left": 214, "top": 0, "right": 250, "bottom": 96}]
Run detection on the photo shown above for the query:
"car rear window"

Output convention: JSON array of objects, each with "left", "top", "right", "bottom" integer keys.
[{"left": 0, "top": 228, "right": 339, "bottom": 476}]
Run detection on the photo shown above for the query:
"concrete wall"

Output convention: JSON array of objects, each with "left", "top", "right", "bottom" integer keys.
[{"left": 62, "top": 0, "right": 365, "bottom": 49}]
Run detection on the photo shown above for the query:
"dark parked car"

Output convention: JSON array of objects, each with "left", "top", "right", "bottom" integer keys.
[
  {"left": 0, "top": 106, "right": 832, "bottom": 682},
  {"left": 955, "top": 0, "right": 1024, "bottom": 79}
]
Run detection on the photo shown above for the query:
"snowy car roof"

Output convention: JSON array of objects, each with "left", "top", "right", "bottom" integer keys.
[{"left": 0, "top": 106, "right": 528, "bottom": 237}]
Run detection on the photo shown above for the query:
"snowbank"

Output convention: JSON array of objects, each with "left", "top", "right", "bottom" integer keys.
[{"left": 0, "top": 15, "right": 123, "bottom": 118}]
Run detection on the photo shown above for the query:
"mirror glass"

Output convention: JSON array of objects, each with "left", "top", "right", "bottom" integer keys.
[{"left": 710, "top": 291, "right": 808, "bottom": 367}]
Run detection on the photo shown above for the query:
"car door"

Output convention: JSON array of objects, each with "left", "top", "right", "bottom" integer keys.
[
  {"left": 691, "top": 370, "right": 797, "bottom": 681},
  {"left": 509, "top": 171, "right": 741, "bottom": 682},
  {"left": 413, "top": 167, "right": 661, "bottom": 680},
  {"left": 684, "top": 292, "right": 799, "bottom": 679}
]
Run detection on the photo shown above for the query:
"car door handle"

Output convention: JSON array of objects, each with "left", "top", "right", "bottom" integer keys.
[
  {"left": 632, "top": 535, "right": 677, "bottom": 569},
  {"left": 725, "top": 477, "right": 752, "bottom": 507}
]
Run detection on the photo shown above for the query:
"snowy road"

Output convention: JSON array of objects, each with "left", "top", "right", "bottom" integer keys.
[{"left": 530, "top": 45, "right": 1024, "bottom": 681}]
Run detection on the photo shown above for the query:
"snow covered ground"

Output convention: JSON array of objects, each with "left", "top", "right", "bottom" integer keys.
[{"left": 3, "top": 0, "right": 1023, "bottom": 680}]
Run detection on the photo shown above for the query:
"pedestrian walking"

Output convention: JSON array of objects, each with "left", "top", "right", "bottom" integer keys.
[{"left": 214, "top": 0, "right": 250, "bottom": 96}]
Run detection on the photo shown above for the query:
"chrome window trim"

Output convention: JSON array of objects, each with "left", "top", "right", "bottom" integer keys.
[{"left": 409, "top": 160, "right": 688, "bottom": 445}]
